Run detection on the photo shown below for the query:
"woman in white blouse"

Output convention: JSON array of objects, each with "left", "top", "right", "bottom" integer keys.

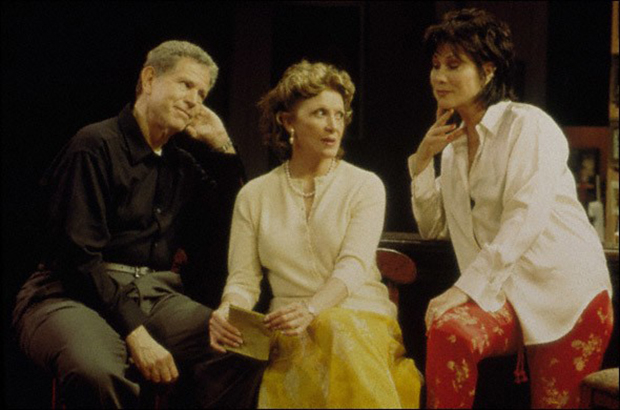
[
  {"left": 209, "top": 60, "right": 422, "bottom": 408},
  {"left": 409, "top": 8, "right": 613, "bottom": 409}
]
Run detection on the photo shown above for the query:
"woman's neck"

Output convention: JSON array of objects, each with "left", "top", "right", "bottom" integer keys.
[
  {"left": 287, "top": 155, "right": 334, "bottom": 180},
  {"left": 457, "top": 101, "right": 486, "bottom": 129},
  {"left": 456, "top": 103, "right": 487, "bottom": 152}
]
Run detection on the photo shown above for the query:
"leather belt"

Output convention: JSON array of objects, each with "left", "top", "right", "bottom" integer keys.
[{"left": 102, "top": 262, "right": 155, "bottom": 279}]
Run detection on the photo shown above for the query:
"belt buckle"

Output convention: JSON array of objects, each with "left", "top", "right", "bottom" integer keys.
[{"left": 133, "top": 266, "right": 152, "bottom": 278}]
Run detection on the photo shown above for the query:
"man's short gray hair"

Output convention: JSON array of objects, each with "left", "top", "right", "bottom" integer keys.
[{"left": 135, "top": 40, "right": 219, "bottom": 97}]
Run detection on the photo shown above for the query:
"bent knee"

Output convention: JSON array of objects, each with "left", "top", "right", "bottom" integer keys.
[
  {"left": 58, "top": 348, "right": 128, "bottom": 387},
  {"left": 427, "top": 320, "right": 484, "bottom": 355},
  {"left": 313, "top": 307, "right": 352, "bottom": 327},
  {"left": 308, "top": 307, "right": 359, "bottom": 343}
]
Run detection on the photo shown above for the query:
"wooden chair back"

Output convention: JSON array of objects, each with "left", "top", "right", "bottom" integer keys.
[{"left": 376, "top": 248, "right": 417, "bottom": 305}]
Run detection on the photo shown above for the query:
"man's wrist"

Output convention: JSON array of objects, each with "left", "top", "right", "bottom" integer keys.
[{"left": 126, "top": 324, "right": 148, "bottom": 343}]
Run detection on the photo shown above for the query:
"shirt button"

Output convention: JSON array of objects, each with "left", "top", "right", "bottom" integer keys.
[{"left": 155, "top": 207, "right": 162, "bottom": 214}]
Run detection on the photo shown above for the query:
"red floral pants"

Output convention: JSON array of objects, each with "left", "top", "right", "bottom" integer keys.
[{"left": 425, "top": 291, "right": 613, "bottom": 408}]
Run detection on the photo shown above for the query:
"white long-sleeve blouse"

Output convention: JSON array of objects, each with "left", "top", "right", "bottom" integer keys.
[
  {"left": 409, "top": 101, "right": 612, "bottom": 345},
  {"left": 223, "top": 160, "right": 397, "bottom": 320}
]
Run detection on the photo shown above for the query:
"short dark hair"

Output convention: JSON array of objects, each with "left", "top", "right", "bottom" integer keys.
[{"left": 424, "top": 8, "right": 517, "bottom": 108}]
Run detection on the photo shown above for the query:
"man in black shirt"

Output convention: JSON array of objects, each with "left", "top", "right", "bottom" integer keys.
[{"left": 12, "top": 40, "right": 251, "bottom": 408}]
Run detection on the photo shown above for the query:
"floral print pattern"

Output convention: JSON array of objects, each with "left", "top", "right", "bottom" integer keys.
[{"left": 426, "top": 291, "right": 612, "bottom": 409}]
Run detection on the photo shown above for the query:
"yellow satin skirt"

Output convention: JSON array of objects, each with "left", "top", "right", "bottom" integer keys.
[{"left": 258, "top": 307, "right": 422, "bottom": 408}]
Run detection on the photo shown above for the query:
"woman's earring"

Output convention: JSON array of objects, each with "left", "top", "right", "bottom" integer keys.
[{"left": 289, "top": 129, "right": 295, "bottom": 145}]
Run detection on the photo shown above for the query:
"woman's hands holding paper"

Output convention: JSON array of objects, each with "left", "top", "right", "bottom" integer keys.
[
  {"left": 264, "top": 302, "right": 315, "bottom": 336},
  {"left": 209, "top": 302, "right": 243, "bottom": 353}
]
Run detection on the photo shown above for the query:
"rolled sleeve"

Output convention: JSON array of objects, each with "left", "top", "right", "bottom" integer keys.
[{"left": 454, "top": 246, "right": 509, "bottom": 311}]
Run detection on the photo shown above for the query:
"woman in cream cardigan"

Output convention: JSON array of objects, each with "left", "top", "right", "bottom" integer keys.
[{"left": 208, "top": 60, "right": 422, "bottom": 408}]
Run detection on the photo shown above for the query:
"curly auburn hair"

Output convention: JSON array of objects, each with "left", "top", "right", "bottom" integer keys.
[
  {"left": 424, "top": 8, "right": 517, "bottom": 108},
  {"left": 257, "top": 60, "right": 355, "bottom": 161}
]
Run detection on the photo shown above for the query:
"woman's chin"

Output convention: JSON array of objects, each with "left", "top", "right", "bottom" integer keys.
[{"left": 436, "top": 100, "right": 455, "bottom": 110}]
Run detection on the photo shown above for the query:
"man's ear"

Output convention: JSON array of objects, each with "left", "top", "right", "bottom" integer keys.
[{"left": 140, "top": 66, "right": 157, "bottom": 95}]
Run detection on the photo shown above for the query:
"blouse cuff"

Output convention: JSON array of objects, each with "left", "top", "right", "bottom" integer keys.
[{"left": 454, "top": 269, "right": 506, "bottom": 312}]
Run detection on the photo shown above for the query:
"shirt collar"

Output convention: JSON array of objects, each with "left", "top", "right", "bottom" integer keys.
[
  {"left": 118, "top": 103, "right": 161, "bottom": 165},
  {"left": 477, "top": 100, "right": 511, "bottom": 138}
]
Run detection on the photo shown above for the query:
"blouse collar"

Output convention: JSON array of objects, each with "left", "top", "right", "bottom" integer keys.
[{"left": 477, "top": 100, "right": 511, "bottom": 138}]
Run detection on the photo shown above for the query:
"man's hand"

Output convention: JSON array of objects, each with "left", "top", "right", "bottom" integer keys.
[
  {"left": 184, "top": 105, "right": 235, "bottom": 153},
  {"left": 126, "top": 325, "right": 179, "bottom": 384}
]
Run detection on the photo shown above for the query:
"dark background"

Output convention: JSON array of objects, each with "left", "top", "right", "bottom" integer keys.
[{"left": 2, "top": 1, "right": 614, "bottom": 408}]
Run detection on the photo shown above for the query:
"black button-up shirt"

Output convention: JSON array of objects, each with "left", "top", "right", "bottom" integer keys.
[{"left": 41, "top": 104, "right": 244, "bottom": 336}]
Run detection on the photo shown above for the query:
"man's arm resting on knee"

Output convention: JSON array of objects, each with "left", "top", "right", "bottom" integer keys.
[{"left": 125, "top": 325, "right": 179, "bottom": 384}]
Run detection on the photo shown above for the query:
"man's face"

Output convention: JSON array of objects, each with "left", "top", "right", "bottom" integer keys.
[{"left": 144, "top": 57, "right": 211, "bottom": 136}]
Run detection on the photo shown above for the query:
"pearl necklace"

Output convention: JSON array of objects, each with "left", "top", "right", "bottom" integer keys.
[{"left": 284, "top": 160, "right": 336, "bottom": 198}]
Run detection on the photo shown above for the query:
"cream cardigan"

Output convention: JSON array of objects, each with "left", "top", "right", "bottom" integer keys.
[
  {"left": 409, "top": 101, "right": 612, "bottom": 345},
  {"left": 223, "top": 161, "right": 397, "bottom": 320}
]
